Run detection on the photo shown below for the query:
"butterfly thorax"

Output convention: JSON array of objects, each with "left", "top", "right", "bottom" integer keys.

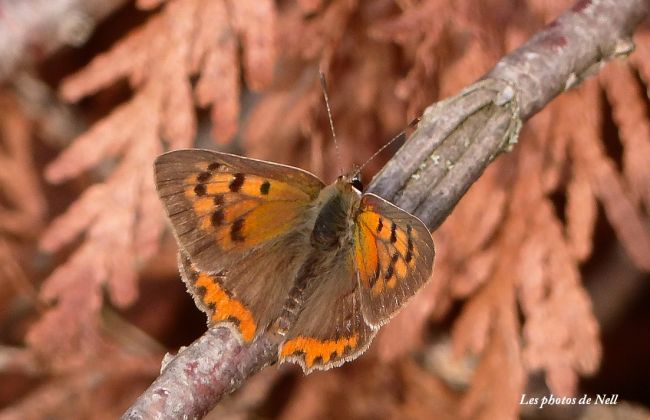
[{"left": 310, "top": 176, "right": 362, "bottom": 251}]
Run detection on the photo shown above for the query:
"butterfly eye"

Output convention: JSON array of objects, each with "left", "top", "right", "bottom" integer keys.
[{"left": 351, "top": 177, "right": 363, "bottom": 192}]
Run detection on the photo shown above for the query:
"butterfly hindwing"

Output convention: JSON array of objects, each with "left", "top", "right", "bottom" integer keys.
[
  {"left": 178, "top": 243, "right": 310, "bottom": 342},
  {"left": 279, "top": 249, "right": 376, "bottom": 374},
  {"left": 155, "top": 149, "right": 325, "bottom": 274},
  {"left": 178, "top": 250, "right": 257, "bottom": 341},
  {"left": 354, "top": 194, "right": 435, "bottom": 327}
]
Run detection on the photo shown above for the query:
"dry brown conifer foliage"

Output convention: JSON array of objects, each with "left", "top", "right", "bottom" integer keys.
[{"left": 0, "top": 0, "right": 649, "bottom": 418}]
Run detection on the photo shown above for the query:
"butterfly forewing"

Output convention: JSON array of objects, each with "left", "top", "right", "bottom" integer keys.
[
  {"left": 155, "top": 149, "right": 324, "bottom": 274},
  {"left": 354, "top": 194, "right": 435, "bottom": 327}
]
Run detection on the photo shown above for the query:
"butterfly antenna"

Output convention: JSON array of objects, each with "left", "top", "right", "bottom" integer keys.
[
  {"left": 354, "top": 116, "right": 421, "bottom": 177},
  {"left": 319, "top": 72, "right": 342, "bottom": 175}
]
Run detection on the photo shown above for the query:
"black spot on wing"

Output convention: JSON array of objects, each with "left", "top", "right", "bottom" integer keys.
[
  {"left": 213, "top": 194, "right": 225, "bottom": 205},
  {"left": 385, "top": 253, "right": 399, "bottom": 280},
  {"left": 231, "top": 218, "right": 245, "bottom": 241},
  {"left": 194, "top": 184, "right": 206, "bottom": 196},
  {"left": 226, "top": 316, "right": 241, "bottom": 326},
  {"left": 376, "top": 217, "right": 383, "bottom": 233},
  {"left": 290, "top": 349, "right": 306, "bottom": 357},
  {"left": 211, "top": 209, "right": 224, "bottom": 226},
  {"left": 405, "top": 224, "right": 414, "bottom": 263},
  {"left": 197, "top": 171, "right": 211, "bottom": 183},
  {"left": 208, "top": 162, "right": 221, "bottom": 171},
  {"left": 390, "top": 222, "right": 397, "bottom": 243},
  {"left": 229, "top": 173, "right": 245, "bottom": 192},
  {"left": 260, "top": 180, "right": 271, "bottom": 195},
  {"left": 369, "top": 258, "right": 381, "bottom": 288},
  {"left": 384, "top": 264, "right": 394, "bottom": 280}
]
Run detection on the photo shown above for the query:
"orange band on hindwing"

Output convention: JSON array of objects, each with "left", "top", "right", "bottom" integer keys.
[
  {"left": 194, "top": 273, "right": 257, "bottom": 342},
  {"left": 280, "top": 335, "right": 359, "bottom": 368}
]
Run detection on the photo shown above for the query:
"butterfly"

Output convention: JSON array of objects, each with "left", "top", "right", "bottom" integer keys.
[{"left": 154, "top": 149, "right": 435, "bottom": 373}]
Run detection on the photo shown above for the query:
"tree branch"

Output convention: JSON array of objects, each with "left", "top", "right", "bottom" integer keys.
[
  {"left": 369, "top": 0, "right": 648, "bottom": 229},
  {"left": 122, "top": 0, "right": 650, "bottom": 418},
  {"left": 122, "top": 327, "right": 277, "bottom": 419}
]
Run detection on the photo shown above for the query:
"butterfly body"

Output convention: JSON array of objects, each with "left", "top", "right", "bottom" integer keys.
[
  {"left": 155, "top": 149, "right": 434, "bottom": 373},
  {"left": 310, "top": 177, "right": 360, "bottom": 250},
  {"left": 273, "top": 177, "right": 361, "bottom": 336}
]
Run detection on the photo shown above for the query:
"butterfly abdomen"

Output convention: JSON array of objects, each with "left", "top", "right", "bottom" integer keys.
[
  {"left": 274, "top": 252, "right": 322, "bottom": 336},
  {"left": 274, "top": 182, "right": 359, "bottom": 337}
]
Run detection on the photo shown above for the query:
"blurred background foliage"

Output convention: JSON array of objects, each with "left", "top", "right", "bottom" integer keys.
[{"left": 0, "top": 0, "right": 648, "bottom": 418}]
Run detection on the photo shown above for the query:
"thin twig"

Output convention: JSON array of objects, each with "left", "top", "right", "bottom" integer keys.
[
  {"left": 369, "top": 0, "right": 648, "bottom": 229},
  {"left": 123, "top": 0, "right": 650, "bottom": 418}
]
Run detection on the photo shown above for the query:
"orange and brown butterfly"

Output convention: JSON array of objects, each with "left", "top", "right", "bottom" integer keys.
[{"left": 154, "top": 149, "right": 435, "bottom": 374}]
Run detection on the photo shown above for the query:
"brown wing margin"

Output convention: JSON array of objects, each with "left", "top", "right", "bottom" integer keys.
[{"left": 155, "top": 149, "right": 325, "bottom": 196}]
